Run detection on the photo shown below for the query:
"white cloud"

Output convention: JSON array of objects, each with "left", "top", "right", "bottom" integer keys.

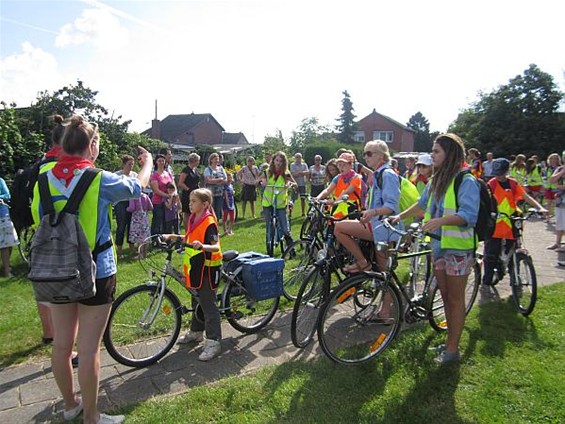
[
  {"left": 0, "top": 42, "right": 63, "bottom": 105},
  {"left": 55, "top": 8, "right": 129, "bottom": 51}
]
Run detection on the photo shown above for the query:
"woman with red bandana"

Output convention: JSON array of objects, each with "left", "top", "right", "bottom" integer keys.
[{"left": 31, "top": 115, "right": 153, "bottom": 424}]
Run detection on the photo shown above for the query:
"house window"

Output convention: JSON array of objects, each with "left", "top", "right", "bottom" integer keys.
[
  {"left": 373, "top": 131, "right": 393, "bottom": 143},
  {"left": 354, "top": 131, "right": 365, "bottom": 143}
]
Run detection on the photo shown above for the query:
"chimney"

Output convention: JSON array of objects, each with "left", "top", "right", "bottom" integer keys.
[{"left": 151, "top": 99, "right": 161, "bottom": 140}]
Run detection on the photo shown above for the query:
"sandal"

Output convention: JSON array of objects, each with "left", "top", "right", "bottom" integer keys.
[
  {"left": 546, "top": 244, "right": 559, "bottom": 250},
  {"left": 343, "top": 260, "right": 371, "bottom": 274}
]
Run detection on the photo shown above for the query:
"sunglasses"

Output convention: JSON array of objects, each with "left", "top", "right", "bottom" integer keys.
[{"left": 362, "top": 151, "right": 378, "bottom": 157}]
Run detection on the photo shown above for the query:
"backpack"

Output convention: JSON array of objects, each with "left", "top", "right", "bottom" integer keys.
[
  {"left": 375, "top": 168, "right": 420, "bottom": 223},
  {"left": 10, "top": 157, "right": 57, "bottom": 233},
  {"left": 28, "top": 168, "right": 110, "bottom": 303},
  {"left": 454, "top": 170, "right": 497, "bottom": 242}
]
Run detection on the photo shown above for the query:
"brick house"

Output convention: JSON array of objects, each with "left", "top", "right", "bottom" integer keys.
[
  {"left": 143, "top": 113, "right": 248, "bottom": 146},
  {"left": 355, "top": 109, "right": 415, "bottom": 152}
]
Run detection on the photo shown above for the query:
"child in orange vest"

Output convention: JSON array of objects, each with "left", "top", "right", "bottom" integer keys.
[
  {"left": 483, "top": 159, "right": 546, "bottom": 286},
  {"left": 164, "top": 188, "right": 223, "bottom": 361}
]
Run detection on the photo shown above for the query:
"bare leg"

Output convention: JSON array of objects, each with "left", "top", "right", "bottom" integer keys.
[
  {"left": 250, "top": 201, "right": 255, "bottom": 218},
  {"left": 334, "top": 220, "right": 373, "bottom": 265},
  {"left": 37, "top": 303, "right": 54, "bottom": 340},
  {"left": 241, "top": 201, "right": 247, "bottom": 219},
  {"left": 76, "top": 303, "right": 112, "bottom": 424},
  {"left": 49, "top": 303, "right": 79, "bottom": 411},
  {"left": 1, "top": 247, "right": 11, "bottom": 276},
  {"left": 435, "top": 269, "right": 468, "bottom": 353}
]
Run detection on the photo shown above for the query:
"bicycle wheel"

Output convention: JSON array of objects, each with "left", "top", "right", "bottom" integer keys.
[
  {"left": 224, "top": 281, "right": 280, "bottom": 333},
  {"left": 103, "top": 285, "right": 182, "bottom": 368},
  {"left": 281, "top": 239, "right": 318, "bottom": 301},
  {"left": 291, "top": 267, "right": 328, "bottom": 348},
  {"left": 317, "top": 274, "right": 402, "bottom": 365},
  {"left": 510, "top": 252, "right": 537, "bottom": 316},
  {"left": 428, "top": 262, "right": 480, "bottom": 332},
  {"left": 18, "top": 226, "right": 35, "bottom": 264}
]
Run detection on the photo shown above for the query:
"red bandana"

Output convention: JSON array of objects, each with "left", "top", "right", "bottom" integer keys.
[
  {"left": 45, "top": 145, "right": 63, "bottom": 159},
  {"left": 52, "top": 155, "right": 95, "bottom": 187}
]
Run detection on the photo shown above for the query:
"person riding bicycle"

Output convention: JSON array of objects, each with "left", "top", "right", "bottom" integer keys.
[
  {"left": 316, "top": 152, "right": 363, "bottom": 218},
  {"left": 333, "top": 141, "right": 402, "bottom": 273},
  {"left": 258, "top": 151, "right": 297, "bottom": 249},
  {"left": 163, "top": 188, "right": 223, "bottom": 361},
  {"left": 482, "top": 158, "right": 547, "bottom": 286}
]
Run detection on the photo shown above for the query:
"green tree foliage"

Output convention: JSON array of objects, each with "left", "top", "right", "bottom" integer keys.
[
  {"left": 0, "top": 102, "right": 44, "bottom": 180},
  {"left": 449, "top": 64, "right": 565, "bottom": 158},
  {"left": 289, "top": 117, "right": 332, "bottom": 153},
  {"left": 336, "top": 90, "right": 357, "bottom": 144},
  {"left": 263, "top": 130, "right": 288, "bottom": 156},
  {"left": 407, "top": 112, "right": 433, "bottom": 152}
]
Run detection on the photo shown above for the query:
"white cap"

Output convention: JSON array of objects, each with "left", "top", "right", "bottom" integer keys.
[{"left": 416, "top": 154, "right": 432, "bottom": 166}]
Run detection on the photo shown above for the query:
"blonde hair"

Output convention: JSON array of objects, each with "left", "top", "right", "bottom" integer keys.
[
  {"left": 366, "top": 140, "right": 390, "bottom": 161},
  {"left": 190, "top": 188, "right": 213, "bottom": 205}
]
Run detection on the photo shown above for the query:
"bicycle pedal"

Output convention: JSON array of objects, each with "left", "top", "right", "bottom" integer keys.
[{"left": 231, "top": 311, "right": 244, "bottom": 320}]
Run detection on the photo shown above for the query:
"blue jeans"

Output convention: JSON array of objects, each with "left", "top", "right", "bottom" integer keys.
[{"left": 264, "top": 206, "right": 291, "bottom": 243}]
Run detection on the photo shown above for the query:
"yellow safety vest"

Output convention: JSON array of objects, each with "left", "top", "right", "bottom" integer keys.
[
  {"left": 262, "top": 174, "right": 287, "bottom": 208},
  {"left": 424, "top": 176, "right": 476, "bottom": 250}
]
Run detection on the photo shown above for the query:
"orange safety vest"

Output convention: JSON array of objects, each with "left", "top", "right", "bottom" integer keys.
[
  {"left": 334, "top": 173, "right": 362, "bottom": 208},
  {"left": 183, "top": 214, "right": 223, "bottom": 289},
  {"left": 471, "top": 159, "right": 483, "bottom": 179},
  {"left": 489, "top": 177, "right": 523, "bottom": 240}
]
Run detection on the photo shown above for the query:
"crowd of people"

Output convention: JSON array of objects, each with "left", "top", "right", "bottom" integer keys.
[{"left": 1, "top": 111, "right": 564, "bottom": 422}]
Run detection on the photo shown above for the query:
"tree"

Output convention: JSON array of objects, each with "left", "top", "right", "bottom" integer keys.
[
  {"left": 289, "top": 117, "right": 332, "bottom": 153},
  {"left": 449, "top": 64, "right": 565, "bottom": 158},
  {"left": 407, "top": 112, "right": 433, "bottom": 152},
  {"left": 263, "top": 130, "right": 288, "bottom": 155},
  {"left": 0, "top": 102, "right": 43, "bottom": 179},
  {"left": 336, "top": 90, "right": 357, "bottom": 144}
]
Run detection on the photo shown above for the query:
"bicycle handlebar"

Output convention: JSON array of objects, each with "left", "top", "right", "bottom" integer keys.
[
  {"left": 498, "top": 209, "right": 543, "bottom": 220},
  {"left": 380, "top": 219, "right": 440, "bottom": 241}
]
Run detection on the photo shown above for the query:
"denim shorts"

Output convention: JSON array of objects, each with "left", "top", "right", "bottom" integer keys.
[{"left": 434, "top": 252, "right": 474, "bottom": 276}]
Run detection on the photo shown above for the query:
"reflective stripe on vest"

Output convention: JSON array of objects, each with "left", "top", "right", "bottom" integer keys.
[
  {"left": 490, "top": 178, "right": 519, "bottom": 240},
  {"left": 31, "top": 168, "right": 102, "bottom": 251},
  {"left": 31, "top": 161, "right": 57, "bottom": 228},
  {"left": 262, "top": 175, "right": 287, "bottom": 208},
  {"left": 183, "top": 215, "right": 223, "bottom": 289},
  {"left": 424, "top": 176, "right": 475, "bottom": 250}
]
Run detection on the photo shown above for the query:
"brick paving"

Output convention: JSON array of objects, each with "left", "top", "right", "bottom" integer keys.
[{"left": 0, "top": 218, "right": 563, "bottom": 423}]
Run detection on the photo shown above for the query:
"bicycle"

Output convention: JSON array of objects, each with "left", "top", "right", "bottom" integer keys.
[
  {"left": 291, "top": 202, "right": 375, "bottom": 348},
  {"left": 103, "top": 235, "right": 280, "bottom": 368},
  {"left": 479, "top": 209, "right": 541, "bottom": 316},
  {"left": 263, "top": 184, "right": 295, "bottom": 257},
  {"left": 316, "top": 219, "right": 479, "bottom": 365},
  {"left": 281, "top": 196, "right": 354, "bottom": 301}
]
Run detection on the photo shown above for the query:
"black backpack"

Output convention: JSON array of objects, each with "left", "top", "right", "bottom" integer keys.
[
  {"left": 10, "top": 157, "right": 57, "bottom": 233},
  {"left": 454, "top": 170, "right": 497, "bottom": 242}
]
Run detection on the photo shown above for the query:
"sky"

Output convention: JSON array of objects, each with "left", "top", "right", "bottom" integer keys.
[{"left": 1, "top": 0, "right": 564, "bottom": 144}]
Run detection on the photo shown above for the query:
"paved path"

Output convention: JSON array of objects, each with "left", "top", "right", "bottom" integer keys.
[{"left": 1, "top": 219, "right": 563, "bottom": 424}]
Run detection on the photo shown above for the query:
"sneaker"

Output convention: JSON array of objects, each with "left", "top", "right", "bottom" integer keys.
[
  {"left": 97, "top": 413, "right": 125, "bottom": 424},
  {"left": 63, "top": 397, "right": 83, "bottom": 421},
  {"left": 71, "top": 353, "right": 79, "bottom": 368},
  {"left": 435, "top": 349, "right": 460, "bottom": 364},
  {"left": 177, "top": 331, "right": 204, "bottom": 344},
  {"left": 198, "top": 339, "right": 221, "bottom": 361},
  {"left": 428, "top": 344, "right": 446, "bottom": 354}
]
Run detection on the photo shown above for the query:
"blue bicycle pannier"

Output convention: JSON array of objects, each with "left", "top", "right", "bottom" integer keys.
[
  {"left": 224, "top": 251, "right": 269, "bottom": 275},
  {"left": 242, "top": 257, "right": 284, "bottom": 301}
]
